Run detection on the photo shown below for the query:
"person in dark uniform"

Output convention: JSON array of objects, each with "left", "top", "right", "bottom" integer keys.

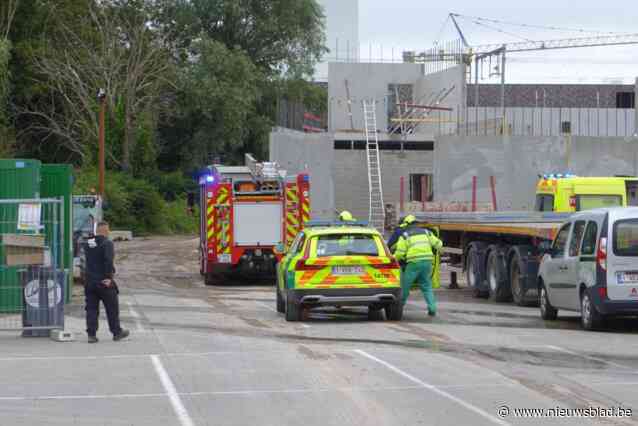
[{"left": 85, "top": 221, "right": 129, "bottom": 343}]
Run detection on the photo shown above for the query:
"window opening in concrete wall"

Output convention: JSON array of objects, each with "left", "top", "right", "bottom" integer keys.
[
  {"left": 334, "top": 140, "right": 352, "bottom": 150},
  {"left": 409, "top": 174, "right": 433, "bottom": 202},
  {"left": 403, "top": 142, "right": 434, "bottom": 151},
  {"left": 616, "top": 92, "right": 635, "bottom": 109},
  {"left": 561, "top": 121, "right": 571, "bottom": 134},
  {"left": 333, "top": 141, "right": 434, "bottom": 151}
]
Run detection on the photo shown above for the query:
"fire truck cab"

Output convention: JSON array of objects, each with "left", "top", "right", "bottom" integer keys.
[{"left": 199, "top": 154, "right": 310, "bottom": 285}]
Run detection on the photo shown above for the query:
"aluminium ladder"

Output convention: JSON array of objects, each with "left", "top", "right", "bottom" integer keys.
[{"left": 362, "top": 99, "right": 385, "bottom": 231}]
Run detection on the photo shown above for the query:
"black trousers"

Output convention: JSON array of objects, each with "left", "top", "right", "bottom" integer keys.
[{"left": 85, "top": 283, "right": 122, "bottom": 336}]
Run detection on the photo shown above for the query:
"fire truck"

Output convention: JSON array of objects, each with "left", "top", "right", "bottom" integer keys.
[{"left": 199, "top": 154, "right": 310, "bottom": 285}]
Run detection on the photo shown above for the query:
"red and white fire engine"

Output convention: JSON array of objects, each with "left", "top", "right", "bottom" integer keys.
[{"left": 199, "top": 155, "right": 310, "bottom": 284}]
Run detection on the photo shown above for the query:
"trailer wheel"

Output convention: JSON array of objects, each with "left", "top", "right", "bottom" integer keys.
[
  {"left": 466, "top": 244, "right": 488, "bottom": 298},
  {"left": 486, "top": 248, "right": 512, "bottom": 303},
  {"left": 509, "top": 253, "right": 528, "bottom": 306}
]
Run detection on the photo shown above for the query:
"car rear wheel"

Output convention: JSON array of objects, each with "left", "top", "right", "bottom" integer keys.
[
  {"left": 385, "top": 301, "right": 404, "bottom": 321},
  {"left": 276, "top": 288, "right": 285, "bottom": 313},
  {"left": 581, "top": 290, "right": 603, "bottom": 331},
  {"left": 285, "top": 296, "right": 302, "bottom": 322},
  {"left": 539, "top": 283, "right": 558, "bottom": 320},
  {"left": 368, "top": 306, "right": 384, "bottom": 321}
]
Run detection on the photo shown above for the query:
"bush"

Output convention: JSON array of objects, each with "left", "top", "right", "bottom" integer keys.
[
  {"left": 152, "top": 171, "right": 191, "bottom": 201},
  {"left": 164, "top": 197, "right": 199, "bottom": 234}
]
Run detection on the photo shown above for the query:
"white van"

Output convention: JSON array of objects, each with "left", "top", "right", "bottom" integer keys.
[{"left": 538, "top": 207, "right": 638, "bottom": 330}]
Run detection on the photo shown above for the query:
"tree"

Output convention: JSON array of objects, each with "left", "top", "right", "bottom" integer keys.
[
  {"left": 158, "top": 38, "right": 259, "bottom": 169},
  {"left": 0, "top": 0, "right": 19, "bottom": 156},
  {"left": 154, "top": 0, "right": 327, "bottom": 168},
  {"left": 21, "top": 1, "right": 173, "bottom": 169}
]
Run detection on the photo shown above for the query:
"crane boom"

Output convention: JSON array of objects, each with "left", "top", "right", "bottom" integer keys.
[{"left": 472, "top": 32, "right": 638, "bottom": 54}]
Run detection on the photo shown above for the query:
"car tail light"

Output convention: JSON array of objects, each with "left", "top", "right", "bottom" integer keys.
[
  {"left": 598, "top": 287, "right": 607, "bottom": 299},
  {"left": 295, "top": 259, "right": 322, "bottom": 271},
  {"left": 373, "top": 259, "right": 400, "bottom": 270},
  {"left": 597, "top": 237, "right": 607, "bottom": 271},
  {"left": 569, "top": 196, "right": 577, "bottom": 209}
]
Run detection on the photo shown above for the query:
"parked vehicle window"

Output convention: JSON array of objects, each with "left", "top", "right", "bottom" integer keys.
[
  {"left": 576, "top": 195, "right": 622, "bottom": 211},
  {"left": 569, "top": 221, "right": 587, "bottom": 257},
  {"left": 535, "top": 194, "right": 555, "bottom": 212},
  {"left": 552, "top": 224, "right": 571, "bottom": 257},
  {"left": 613, "top": 219, "right": 638, "bottom": 257},
  {"left": 581, "top": 221, "right": 599, "bottom": 255},
  {"left": 315, "top": 234, "right": 379, "bottom": 257}
]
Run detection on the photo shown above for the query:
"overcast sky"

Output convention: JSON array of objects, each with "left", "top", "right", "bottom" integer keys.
[{"left": 356, "top": 0, "right": 638, "bottom": 84}]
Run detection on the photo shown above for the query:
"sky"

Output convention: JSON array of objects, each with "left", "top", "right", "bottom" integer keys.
[{"left": 354, "top": 0, "right": 638, "bottom": 84}]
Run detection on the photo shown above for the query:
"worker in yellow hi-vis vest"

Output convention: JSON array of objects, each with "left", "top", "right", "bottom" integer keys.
[{"left": 394, "top": 215, "right": 443, "bottom": 316}]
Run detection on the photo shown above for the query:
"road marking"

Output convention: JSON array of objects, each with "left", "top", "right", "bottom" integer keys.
[
  {"left": 127, "top": 301, "right": 145, "bottom": 331},
  {"left": 150, "top": 355, "right": 195, "bottom": 426},
  {"left": 0, "top": 383, "right": 521, "bottom": 401},
  {"left": 354, "top": 349, "right": 511, "bottom": 426},
  {"left": 545, "top": 345, "right": 631, "bottom": 369},
  {"left": 0, "top": 393, "right": 166, "bottom": 401}
]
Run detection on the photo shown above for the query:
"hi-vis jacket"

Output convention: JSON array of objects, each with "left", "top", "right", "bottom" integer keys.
[{"left": 394, "top": 226, "right": 443, "bottom": 264}]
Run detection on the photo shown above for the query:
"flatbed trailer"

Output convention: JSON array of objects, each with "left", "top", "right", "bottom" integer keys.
[{"left": 414, "top": 211, "right": 572, "bottom": 306}]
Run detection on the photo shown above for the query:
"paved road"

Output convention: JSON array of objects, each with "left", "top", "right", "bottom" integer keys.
[{"left": 1, "top": 236, "right": 638, "bottom": 425}]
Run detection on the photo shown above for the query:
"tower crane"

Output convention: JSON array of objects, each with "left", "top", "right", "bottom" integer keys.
[{"left": 417, "top": 13, "right": 638, "bottom": 119}]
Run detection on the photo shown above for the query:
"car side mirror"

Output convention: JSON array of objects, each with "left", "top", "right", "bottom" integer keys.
[{"left": 274, "top": 243, "right": 285, "bottom": 255}]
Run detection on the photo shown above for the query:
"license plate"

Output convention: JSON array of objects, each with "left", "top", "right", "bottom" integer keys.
[
  {"left": 332, "top": 266, "right": 364, "bottom": 276},
  {"left": 617, "top": 271, "right": 638, "bottom": 284},
  {"left": 217, "top": 254, "right": 231, "bottom": 264}
]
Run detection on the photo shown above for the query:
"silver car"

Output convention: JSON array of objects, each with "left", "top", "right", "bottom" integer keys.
[{"left": 538, "top": 207, "right": 638, "bottom": 330}]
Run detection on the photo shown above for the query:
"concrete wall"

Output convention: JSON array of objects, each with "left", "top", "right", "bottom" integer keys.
[
  {"left": 328, "top": 62, "right": 424, "bottom": 132},
  {"left": 333, "top": 149, "right": 434, "bottom": 220},
  {"left": 435, "top": 135, "right": 638, "bottom": 210},
  {"left": 269, "top": 128, "right": 434, "bottom": 221},
  {"left": 462, "top": 107, "right": 637, "bottom": 137},
  {"left": 269, "top": 128, "right": 335, "bottom": 219}
]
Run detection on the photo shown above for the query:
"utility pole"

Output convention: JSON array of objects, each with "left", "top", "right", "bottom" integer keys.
[{"left": 97, "top": 89, "right": 106, "bottom": 197}]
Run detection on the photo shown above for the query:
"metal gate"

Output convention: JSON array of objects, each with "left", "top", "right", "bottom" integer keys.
[{"left": 0, "top": 198, "right": 66, "bottom": 335}]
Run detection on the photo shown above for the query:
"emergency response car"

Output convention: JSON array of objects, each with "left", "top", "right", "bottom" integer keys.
[{"left": 275, "top": 221, "right": 403, "bottom": 321}]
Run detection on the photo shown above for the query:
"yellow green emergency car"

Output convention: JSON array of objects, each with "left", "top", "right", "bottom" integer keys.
[{"left": 275, "top": 221, "right": 403, "bottom": 322}]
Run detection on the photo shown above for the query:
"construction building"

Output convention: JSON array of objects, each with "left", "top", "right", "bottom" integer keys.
[{"left": 271, "top": 33, "right": 638, "bottom": 223}]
